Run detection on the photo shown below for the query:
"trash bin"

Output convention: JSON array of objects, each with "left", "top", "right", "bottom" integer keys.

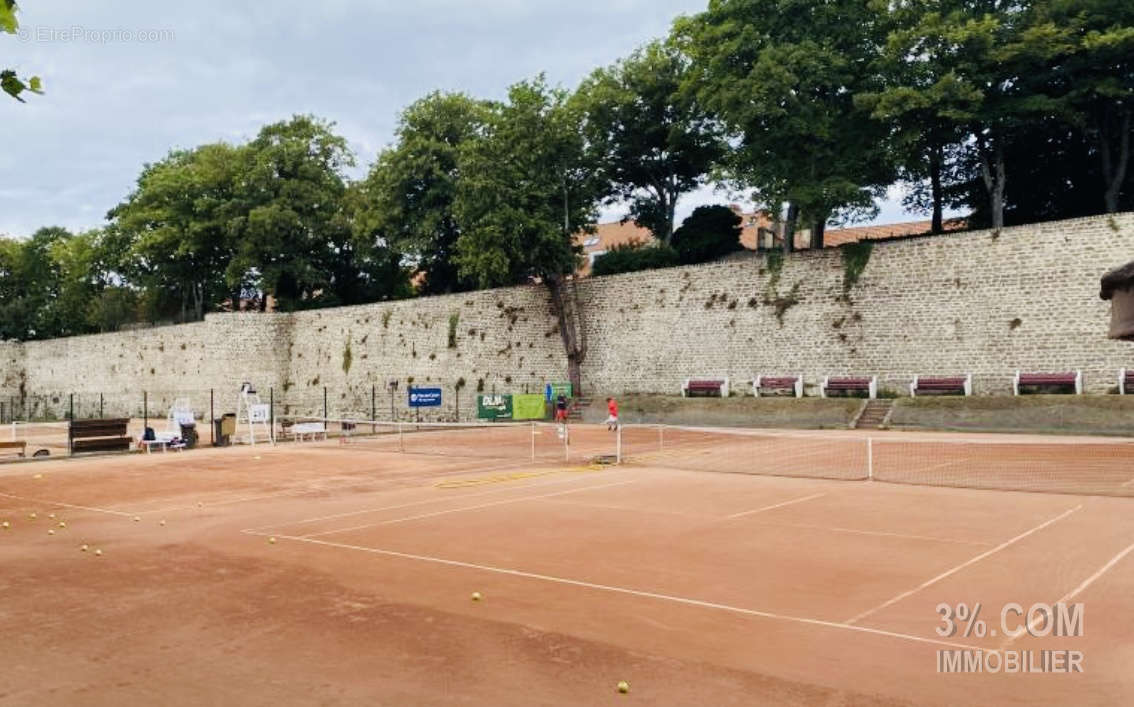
[
  {"left": 180, "top": 422, "right": 198, "bottom": 449},
  {"left": 214, "top": 413, "right": 237, "bottom": 446}
]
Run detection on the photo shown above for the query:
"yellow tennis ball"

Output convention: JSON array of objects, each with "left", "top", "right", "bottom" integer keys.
[
  {"left": 471, "top": 592, "right": 482, "bottom": 602},
  {"left": 617, "top": 681, "right": 630, "bottom": 694},
  {"left": 80, "top": 544, "right": 89, "bottom": 552},
  {"left": 160, "top": 520, "right": 166, "bottom": 527},
  {"left": 48, "top": 529, "right": 55, "bottom": 535},
  {"left": 29, "top": 512, "right": 37, "bottom": 520},
  {"left": 133, "top": 516, "right": 141, "bottom": 522},
  {"left": 268, "top": 537, "right": 276, "bottom": 544},
  {"left": 1, "top": 521, "right": 10, "bottom": 529},
  {"left": 94, "top": 549, "right": 102, "bottom": 556},
  {"left": 48, "top": 513, "right": 55, "bottom": 519},
  {"left": 58, "top": 521, "right": 66, "bottom": 528}
]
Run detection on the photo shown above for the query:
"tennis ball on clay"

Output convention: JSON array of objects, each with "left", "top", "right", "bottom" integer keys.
[
  {"left": 80, "top": 544, "right": 89, "bottom": 552},
  {"left": 58, "top": 521, "right": 66, "bottom": 529},
  {"left": 471, "top": 592, "right": 482, "bottom": 602},
  {"left": 33, "top": 474, "right": 43, "bottom": 479},
  {"left": 94, "top": 549, "right": 102, "bottom": 556},
  {"left": 48, "top": 513, "right": 56, "bottom": 519},
  {"left": 617, "top": 681, "right": 630, "bottom": 694},
  {"left": 254, "top": 456, "right": 262, "bottom": 460},
  {"left": 1, "top": 521, "right": 9, "bottom": 529},
  {"left": 133, "top": 516, "right": 141, "bottom": 523},
  {"left": 159, "top": 520, "right": 166, "bottom": 527},
  {"left": 268, "top": 537, "right": 276, "bottom": 544},
  {"left": 29, "top": 512, "right": 37, "bottom": 520},
  {"left": 47, "top": 529, "right": 55, "bottom": 535}
]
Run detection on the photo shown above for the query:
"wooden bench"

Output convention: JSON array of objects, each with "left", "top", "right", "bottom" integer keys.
[
  {"left": 821, "top": 376, "right": 878, "bottom": 399},
  {"left": 910, "top": 374, "right": 972, "bottom": 397},
  {"left": 681, "top": 378, "right": 730, "bottom": 398},
  {"left": 1012, "top": 371, "right": 1082, "bottom": 396},
  {"left": 0, "top": 440, "right": 27, "bottom": 458},
  {"left": 1120, "top": 368, "right": 1134, "bottom": 395},
  {"left": 753, "top": 375, "right": 803, "bottom": 398},
  {"left": 69, "top": 418, "right": 132, "bottom": 455}
]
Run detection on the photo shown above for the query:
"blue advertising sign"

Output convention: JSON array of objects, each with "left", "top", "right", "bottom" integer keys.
[{"left": 408, "top": 387, "right": 443, "bottom": 408}]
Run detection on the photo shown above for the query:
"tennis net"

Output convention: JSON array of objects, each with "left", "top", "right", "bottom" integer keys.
[
  {"left": 617, "top": 424, "right": 1134, "bottom": 497},
  {"left": 277, "top": 417, "right": 582, "bottom": 462}
]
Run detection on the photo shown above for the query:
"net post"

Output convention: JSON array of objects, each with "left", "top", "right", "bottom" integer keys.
[
  {"left": 209, "top": 388, "right": 215, "bottom": 446},
  {"left": 616, "top": 423, "right": 622, "bottom": 464},
  {"left": 867, "top": 437, "right": 874, "bottom": 481},
  {"left": 99, "top": 393, "right": 104, "bottom": 418},
  {"left": 69, "top": 393, "right": 74, "bottom": 422}
]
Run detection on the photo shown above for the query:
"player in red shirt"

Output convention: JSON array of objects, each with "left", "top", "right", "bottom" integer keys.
[{"left": 605, "top": 397, "right": 619, "bottom": 431}]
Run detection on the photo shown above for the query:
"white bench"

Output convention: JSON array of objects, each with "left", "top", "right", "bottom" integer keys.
[{"left": 288, "top": 422, "right": 327, "bottom": 441}]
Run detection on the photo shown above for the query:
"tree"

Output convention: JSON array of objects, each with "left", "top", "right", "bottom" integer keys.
[
  {"left": 864, "top": 1, "right": 1076, "bottom": 230},
  {"left": 1, "top": 1, "right": 43, "bottom": 102},
  {"left": 678, "top": 0, "right": 895, "bottom": 249},
  {"left": 575, "top": 41, "right": 725, "bottom": 242},
  {"left": 110, "top": 143, "right": 244, "bottom": 322},
  {"left": 357, "top": 92, "right": 491, "bottom": 294},
  {"left": 1041, "top": 0, "right": 1134, "bottom": 213},
  {"left": 591, "top": 241, "right": 680, "bottom": 277},
  {"left": 454, "top": 77, "right": 607, "bottom": 391},
  {"left": 227, "top": 116, "right": 357, "bottom": 311},
  {"left": 671, "top": 205, "right": 743, "bottom": 265}
]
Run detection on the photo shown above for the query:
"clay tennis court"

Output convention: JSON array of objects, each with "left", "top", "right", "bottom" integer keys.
[{"left": 2, "top": 424, "right": 1132, "bottom": 705}]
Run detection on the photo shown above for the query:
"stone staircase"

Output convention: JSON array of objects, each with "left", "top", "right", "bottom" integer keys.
[{"left": 852, "top": 399, "right": 893, "bottom": 429}]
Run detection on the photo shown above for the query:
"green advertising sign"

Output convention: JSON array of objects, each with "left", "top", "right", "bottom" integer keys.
[
  {"left": 511, "top": 394, "right": 546, "bottom": 421},
  {"left": 477, "top": 394, "right": 513, "bottom": 420}
]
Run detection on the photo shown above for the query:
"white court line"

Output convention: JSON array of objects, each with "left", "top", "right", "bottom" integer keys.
[
  {"left": 244, "top": 472, "right": 609, "bottom": 533},
  {"left": 845, "top": 504, "right": 1083, "bottom": 626},
  {"left": 0, "top": 491, "right": 135, "bottom": 517},
  {"left": 747, "top": 521, "right": 991, "bottom": 547},
  {"left": 726, "top": 493, "right": 827, "bottom": 520},
  {"left": 301, "top": 479, "right": 638, "bottom": 538},
  {"left": 243, "top": 528, "right": 992, "bottom": 654},
  {"left": 1003, "top": 539, "right": 1134, "bottom": 647}
]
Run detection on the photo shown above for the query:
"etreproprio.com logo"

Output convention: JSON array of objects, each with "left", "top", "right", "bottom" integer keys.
[{"left": 17, "top": 26, "right": 175, "bottom": 44}]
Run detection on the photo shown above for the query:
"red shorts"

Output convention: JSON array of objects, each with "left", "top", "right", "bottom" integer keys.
[{"left": 555, "top": 409, "right": 567, "bottom": 422}]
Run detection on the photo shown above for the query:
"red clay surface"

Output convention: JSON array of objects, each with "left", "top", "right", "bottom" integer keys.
[{"left": 1, "top": 424, "right": 1132, "bottom": 706}]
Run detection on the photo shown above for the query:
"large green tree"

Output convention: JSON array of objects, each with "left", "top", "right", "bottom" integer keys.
[
  {"left": 1, "top": 1, "right": 42, "bottom": 102},
  {"left": 678, "top": 0, "right": 895, "bottom": 249},
  {"left": 575, "top": 41, "right": 725, "bottom": 242},
  {"left": 227, "top": 116, "right": 359, "bottom": 311},
  {"left": 109, "top": 143, "right": 244, "bottom": 322},
  {"left": 454, "top": 77, "right": 607, "bottom": 391},
  {"left": 357, "top": 92, "right": 491, "bottom": 295}
]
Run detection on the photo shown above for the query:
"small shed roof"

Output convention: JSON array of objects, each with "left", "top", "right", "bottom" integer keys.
[{"left": 1100, "top": 261, "right": 1134, "bottom": 300}]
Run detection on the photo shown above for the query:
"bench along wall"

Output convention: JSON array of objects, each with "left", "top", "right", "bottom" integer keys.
[
  {"left": 1, "top": 211, "right": 1132, "bottom": 419},
  {"left": 576, "top": 212, "right": 1134, "bottom": 396}
]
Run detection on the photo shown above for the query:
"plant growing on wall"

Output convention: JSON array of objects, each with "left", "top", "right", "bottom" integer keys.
[
  {"left": 448, "top": 312, "right": 460, "bottom": 348},
  {"left": 841, "top": 241, "right": 873, "bottom": 291},
  {"left": 342, "top": 336, "right": 353, "bottom": 374}
]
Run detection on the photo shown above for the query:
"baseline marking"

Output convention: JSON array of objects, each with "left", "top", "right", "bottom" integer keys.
[
  {"left": 845, "top": 504, "right": 1083, "bottom": 625},
  {"left": 302, "top": 479, "right": 638, "bottom": 538},
  {"left": 726, "top": 493, "right": 827, "bottom": 520},
  {"left": 0, "top": 491, "right": 135, "bottom": 517},
  {"left": 243, "top": 529, "right": 992, "bottom": 654}
]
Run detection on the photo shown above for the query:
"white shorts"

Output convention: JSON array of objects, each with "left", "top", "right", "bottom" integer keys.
[{"left": 605, "top": 415, "right": 619, "bottom": 424}]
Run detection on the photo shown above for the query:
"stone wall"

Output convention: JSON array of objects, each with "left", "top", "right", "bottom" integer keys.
[
  {"left": 577, "top": 213, "right": 1134, "bottom": 396},
  {"left": 1, "top": 212, "right": 1132, "bottom": 422}
]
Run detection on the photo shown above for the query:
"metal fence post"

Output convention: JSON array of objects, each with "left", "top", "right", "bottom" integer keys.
[
  {"left": 210, "top": 388, "right": 215, "bottom": 446},
  {"left": 323, "top": 386, "right": 328, "bottom": 425}
]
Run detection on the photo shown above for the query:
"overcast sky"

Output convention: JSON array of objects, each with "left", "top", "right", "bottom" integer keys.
[{"left": 2, "top": 0, "right": 920, "bottom": 239}]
